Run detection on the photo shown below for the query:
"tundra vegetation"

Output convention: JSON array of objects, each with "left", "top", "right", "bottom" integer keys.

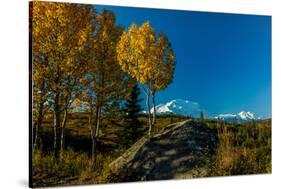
[{"left": 30, "top": 2, "right": 271, "bottom": 187}]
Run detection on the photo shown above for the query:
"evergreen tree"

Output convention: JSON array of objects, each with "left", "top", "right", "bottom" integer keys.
[
  {"left": 232, "top": 116, "right": 238, "bottom": 125},
  {"left": 121, "top": 83, "right": 143, "bottom": 148},
  {"left": 200, "top": 111, "right": 205, "bottom": 123}
]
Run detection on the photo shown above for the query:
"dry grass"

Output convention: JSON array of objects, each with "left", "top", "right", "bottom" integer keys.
[
  {"left": 32, "top": 148, "right": 117, "bottom": 187},
  {"left": 208, "top": 120, "right": 271, "bottom": 176}
]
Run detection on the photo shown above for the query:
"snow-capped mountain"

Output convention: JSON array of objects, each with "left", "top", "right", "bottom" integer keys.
[
  {"left": 215, "top": 111, "right": 258, "bottom": 123},
  {"left": 215, "top": 114, "right": 236, "bottom": 122},
  {"left": 145, "top": 99, "right": 260, "bottom": 123},
  {"left": 73, "top": 97, "right": 261, "bottom": 123},
  {"left": 148, "top": 99, "right": 211, "bottom": 118},
  {"left": 238, "top": 111, "right": 256, "bottom": 120}
]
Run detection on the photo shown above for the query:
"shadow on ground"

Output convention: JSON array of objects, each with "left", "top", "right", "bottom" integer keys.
[{"left": 107, "top": 120, "right": 218, "bottom": 182}]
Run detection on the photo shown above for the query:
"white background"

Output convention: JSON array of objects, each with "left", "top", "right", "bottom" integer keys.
[{"left": 0, "top": 0, "right": 279, "bottom": 188}]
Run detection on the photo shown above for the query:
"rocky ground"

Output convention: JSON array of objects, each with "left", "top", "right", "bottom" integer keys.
[{"left": 107, "top": 120, "right": 218, "bottom": 182}]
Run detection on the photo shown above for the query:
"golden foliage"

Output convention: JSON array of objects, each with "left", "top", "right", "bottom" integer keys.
[
  {"left": 116, "top": 22, "right": 176, "bottom": 92},
  {"left": 84, "top": 10, "right": 132, "bottom": 108},
  {"left": 32, "top": 1, "right": 95, "bottom": 108}
]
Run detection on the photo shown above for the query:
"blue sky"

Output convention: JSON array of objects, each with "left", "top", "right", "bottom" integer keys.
[{"left": 95, "top": 5, "right": 271, "bottom": 118}]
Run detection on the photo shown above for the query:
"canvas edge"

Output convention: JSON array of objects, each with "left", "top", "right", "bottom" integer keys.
[{"left": 29, "top": 1, "right": 33, "bottom": 188}]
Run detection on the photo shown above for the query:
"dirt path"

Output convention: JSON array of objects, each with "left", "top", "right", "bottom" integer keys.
[{"left": 107, "top": 120, "right": 218, "bottom": 182}]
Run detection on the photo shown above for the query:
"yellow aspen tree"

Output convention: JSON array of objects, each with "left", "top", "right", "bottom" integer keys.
[
  {"left": 83, "top": 10, "right": 130, "bottom": 163},
  {"left": 30, "top": 2, "right": 50, "bottom": 149},
  {"left": 117, "top": 22, "right": 176, "bottom": 137},
  {"left": 32, "top": 55, "right": 51, "bottom": 149},
  {"left": 32, "top": 1, "right": 95, "bottom": 160},
  {"left": 151, "top": 33, "right": 176, "bottom": 130}
]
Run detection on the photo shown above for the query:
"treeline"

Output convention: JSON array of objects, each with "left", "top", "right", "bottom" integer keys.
[{"left": 31, "top": 1, "right": 175, "bottom": 165}]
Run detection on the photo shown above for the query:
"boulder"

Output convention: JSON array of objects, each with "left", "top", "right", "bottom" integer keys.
[{"left": 107, "top": 120, "right": 218, "bottom": 182}]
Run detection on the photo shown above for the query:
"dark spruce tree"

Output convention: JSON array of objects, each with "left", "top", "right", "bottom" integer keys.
[
  {"left": 121, "top": 83, "right": 143, "bottom": 148},
  {"left": 200, "top": 111, "right": 205, "bottom": 123},
  {"left": 232, "top": 116, "right": 238, "bottom": 125}
]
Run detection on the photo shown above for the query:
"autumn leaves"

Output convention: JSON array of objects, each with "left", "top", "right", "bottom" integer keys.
[
  {"left": 117, "top": 23, "right": 176, "bottom": 137},
  {"left": 31, "top": 1, "right": 175, "bottom": 162},
  {"left": 32, "top": 2, "right": 95, "bottom": 160}
]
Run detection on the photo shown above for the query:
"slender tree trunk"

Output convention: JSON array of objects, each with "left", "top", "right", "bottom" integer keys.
[
  {"left": 53, "top": 111, "right": 56, "bottom": 151},
  {"left": 96, "top": 106, "right": 101, "bottom": 138},
  {"left": 92, "top": 136, "right": 97, "bottom": 163},
  {"left": 53, "top": 93, "right": 61, "bottom": 160},
  {"left": 33, "top": 104, "right": 43, "bottom": 149},
  {"left": 33, "top": 81, "right": 45, "bottom": 149},
  {"left": 32, "top": 122, "right": 37, "bottom": 149},
  {"left": 146, "top": 92, "right": 152, "bottom": 138},
  {"left": 88, "top": 101, "right": 95, "bottom": 164},
  {"left": 91, "top": 112, "right": 96, "bottom": 163},
  {"left": 151, "top": 91, "right": 156, "bottom": 132},
  {"left": 89, "top": 110, "right": 94, "bottom": 163},
  {"left": 54, "top": 109, "right": 61, "bottom": 160},
  {"left": 60, "top": 108, "right": 68, "bottom": 158},
  {"left": 91, "top": 104, "right": 100, "bottom": 164}
]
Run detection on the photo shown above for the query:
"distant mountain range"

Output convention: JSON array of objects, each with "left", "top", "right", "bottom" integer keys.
[
  {"left": 148, "top": 99, "right": 212, "bottom": 118},
  {"left": 144, "top": 99, "right": 261, "bottom": 123},
  {"left": 214, "top": 111, "right": 261, "bottom": 123}
]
